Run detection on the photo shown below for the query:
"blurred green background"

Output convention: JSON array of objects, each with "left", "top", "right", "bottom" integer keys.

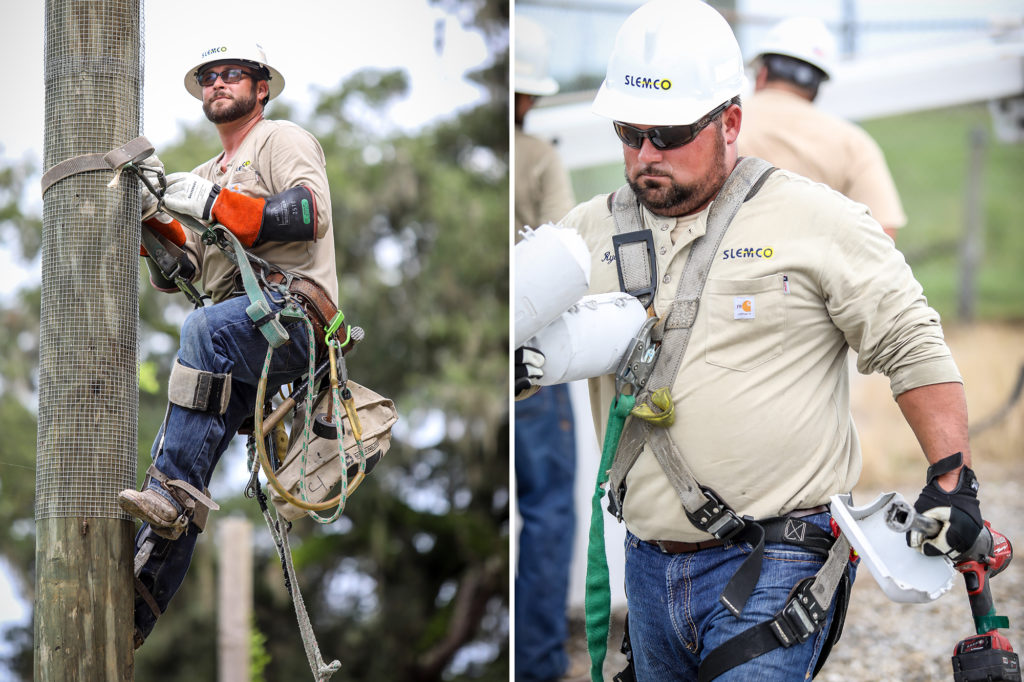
[{"left": 570, "top": 103, "right": 1024, "bottom": 323}]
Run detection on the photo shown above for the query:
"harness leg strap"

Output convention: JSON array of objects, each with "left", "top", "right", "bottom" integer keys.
[{"left": 696, "top": 534, "right": 852, "bottom": 682}]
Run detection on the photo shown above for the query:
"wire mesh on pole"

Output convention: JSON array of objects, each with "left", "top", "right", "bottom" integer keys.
[{"left": 35, "top": 1, "right": 143, "bottom": 678}]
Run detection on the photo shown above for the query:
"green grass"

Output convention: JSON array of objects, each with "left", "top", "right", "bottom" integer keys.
[
  {"left": 569, "top": 104, "right": 1024, "bottom": 322},
  {"left": 862, "top": 105, "right": 1024, "bottom": 321}
]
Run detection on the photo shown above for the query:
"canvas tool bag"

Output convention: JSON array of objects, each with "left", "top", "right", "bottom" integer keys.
[{"left": 270, "top": 380, "right": 398, "bottom": 520}]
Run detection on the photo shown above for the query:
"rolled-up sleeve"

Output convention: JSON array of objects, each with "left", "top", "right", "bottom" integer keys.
[{"left": 819, "top": 201, "right": 961, "bottom": 399}]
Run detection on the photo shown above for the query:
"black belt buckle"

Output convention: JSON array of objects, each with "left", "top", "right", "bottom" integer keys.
[
  {"left": 773, "top": 578, "right": 825, "bottom": 647},
  {"left": 688, "top": 486, "right": 745, "bottom": 540}
]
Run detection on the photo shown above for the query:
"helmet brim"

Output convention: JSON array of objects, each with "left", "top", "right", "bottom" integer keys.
[
  {"left": 591, "top": 79, "right": 742, "bottom": 127},
  {"left": 183, "top": 59, "right": 285, "bottom": 101}
]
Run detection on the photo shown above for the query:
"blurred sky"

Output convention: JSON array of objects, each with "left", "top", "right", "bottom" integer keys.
[
  {"left": 0, "top": 0, "right": 501, "bottom": 661},
  {"left": 0, "top": 0, "right": 500, "bottom": 299}
]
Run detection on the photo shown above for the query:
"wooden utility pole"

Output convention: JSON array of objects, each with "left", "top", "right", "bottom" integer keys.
[
  {"left": 218, "top": 518, "right": 254, "bottom": 682},
  {"left": 35, "top": 1, "right": 142, "bottom": 679}
]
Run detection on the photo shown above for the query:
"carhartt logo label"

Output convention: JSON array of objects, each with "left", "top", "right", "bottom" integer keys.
[
  {"left": 783, "top": 519, "right": 806, "bottom": 542},
  {"left": 623, "top": 75, "right": 672, "bottom": 91},
  {"left": 734, "top": 297, "right": 755, "bottom": 320}
]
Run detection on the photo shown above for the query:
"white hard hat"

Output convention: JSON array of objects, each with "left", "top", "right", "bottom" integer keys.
[
  {"left": 515, "top": 15, "right": 559, "bottom": 96},
  {"left": 751, "top": 17, "right": 836, "bottom": 80},
  {"left": 183, "top": 41, "right": 285, "bottom": 101},
  {"left": 592, "top": 0, "right": 746, "bottom": 126}
]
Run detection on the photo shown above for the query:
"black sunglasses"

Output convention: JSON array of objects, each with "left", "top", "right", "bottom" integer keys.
[
  {"left": 612, "top": 101, "right": 730, "bottom": 150},
  {"left": 195, "top": 67, "right": 254, "bottom": 88}
]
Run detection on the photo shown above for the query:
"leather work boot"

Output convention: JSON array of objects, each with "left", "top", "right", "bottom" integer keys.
[{"left": 118, "top": 488, "right": 186, "bottom": 540}]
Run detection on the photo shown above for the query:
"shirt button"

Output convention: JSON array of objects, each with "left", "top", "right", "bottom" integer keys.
[
  {"left": 662, "top": 274, "right": 671, "bottom": 284},
  {"left": 661, "top": 224, "right": 669, "bottom": 231},
  {"left": 659, "top": 247, "right": 667, "bottom": 255}
]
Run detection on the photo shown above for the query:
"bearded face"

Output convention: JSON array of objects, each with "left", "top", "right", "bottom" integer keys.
[
  {"left": 202, "top": 79, "right": 260, "bottom": 124},
  {"left": 623, "top": 117, "right": 730, "bottom": 217}
]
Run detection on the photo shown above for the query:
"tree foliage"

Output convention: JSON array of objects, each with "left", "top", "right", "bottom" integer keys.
[{"left": 0, "top": 1, "right": 509, "bottom": 679}]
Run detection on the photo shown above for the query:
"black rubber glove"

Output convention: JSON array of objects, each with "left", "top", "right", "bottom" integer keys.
[
  {"left": 514, "top": 346, "right": 544, "bottom": 398},
  {"left": 910, "top": 452, "right": 984, "bottom": 560}
]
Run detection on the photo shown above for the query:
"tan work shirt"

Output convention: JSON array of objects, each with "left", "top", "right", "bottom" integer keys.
[
  {"left": 184, "top": 118, "right": 338, "bottom": 305},
  {"left": 738, "top": 89, "right": 907, "bottom": 231},
  {"left": 515, "top": 128, "right": 575, "bottom": 241},
  {"left": 562, "top": 169, "right": 958, "bottom": 542}
]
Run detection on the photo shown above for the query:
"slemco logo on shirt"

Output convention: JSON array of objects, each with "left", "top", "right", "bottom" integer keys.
[{"left": 721, "top": 246, "right": 774, "bottom": 260}]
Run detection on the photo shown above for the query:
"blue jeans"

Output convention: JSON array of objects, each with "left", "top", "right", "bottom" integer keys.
[
  {"left": 134, "top": 292, "right": 313, "bottom": 639},
  {"left": 623, "top": 513, "right": 856, "bottom": 681},
  {"left": 515, "top": 384, "right": 577, "bottom": 682}
]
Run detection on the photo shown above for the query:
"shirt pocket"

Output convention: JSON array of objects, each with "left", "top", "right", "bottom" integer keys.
[
  {"left": 704, "top": 274, "right": 786, "bottom": 371},
  {"left": 223, "top": 169, "right": 265, "bottom": 195}
]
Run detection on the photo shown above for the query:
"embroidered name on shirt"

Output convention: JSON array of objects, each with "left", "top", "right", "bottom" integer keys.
[
  {"left": 734, "top": 296, "right": 755, "bottom": 320},
  {"left": 722, "top": 247, "right": 774, "bottom": 260},
  {"left": 601, "top": 251, "right": 616, "bottom": 264}
]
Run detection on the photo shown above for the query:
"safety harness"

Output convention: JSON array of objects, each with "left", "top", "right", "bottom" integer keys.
[
  {"left": 47, "top": 136, "right": 384, "bottom": 679},
  {"left": 587, "top": 158, "right": 853, "bottom": 681}
]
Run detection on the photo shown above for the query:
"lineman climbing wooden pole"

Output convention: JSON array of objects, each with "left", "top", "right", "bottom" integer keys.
[{"left": 35, "top": 0, "right": 142, "bottom": 679}]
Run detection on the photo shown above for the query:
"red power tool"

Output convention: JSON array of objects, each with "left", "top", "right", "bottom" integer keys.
[
  {"left": 887, "top": 503, "right": 1019, "bottom": 681},
  {"left": 950, "top": 522, "right": 1019, "bottom": 682}
]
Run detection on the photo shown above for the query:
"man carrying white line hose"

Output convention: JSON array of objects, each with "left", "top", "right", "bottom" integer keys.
[{"left": 514, "top": 2, "right": 984, "bottom": 679}]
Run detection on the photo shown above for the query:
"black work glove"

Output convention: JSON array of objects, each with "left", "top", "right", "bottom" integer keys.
[
  {"left": 909, "top": 452, "right": 984, "bottom": 560},
  {"left": 514, "top": 346, "right": 545, "bottom": 399}
]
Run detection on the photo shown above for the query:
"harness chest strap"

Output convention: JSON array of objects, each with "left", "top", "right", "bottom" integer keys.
[{"left": 607, "top": 157, "right": 777, "bottom": 523}]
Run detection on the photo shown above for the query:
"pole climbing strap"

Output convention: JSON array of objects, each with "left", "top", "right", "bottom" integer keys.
[
  {"left": 40, "top": 136, "right": 155, "bottom": 196},
  {"left": 216, "top": 227, "right": 296, "bottom": 348}
]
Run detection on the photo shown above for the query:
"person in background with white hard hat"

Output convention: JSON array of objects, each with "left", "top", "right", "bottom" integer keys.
[
  {"left": 118, "top": 40, "right": 338, "bottom": 648},
  {"left": 515, "top": 16, "right": 576, "bottom": 238},
  {"left": 739, "top": 16, "right": 907, "bottom": 241},
  {"left": 515, "top": 1, "right": 985, "bottom": 679},
  {"left": 513, "top": 15, "right": 581, "bottom": 682}
]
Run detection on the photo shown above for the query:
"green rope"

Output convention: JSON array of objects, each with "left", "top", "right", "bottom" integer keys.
[{"left": 585, "top": 394, "right": 635, "bottom": 682}]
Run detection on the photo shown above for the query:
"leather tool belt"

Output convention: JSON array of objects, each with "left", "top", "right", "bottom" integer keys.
[{"left": 265, "top": 272, "right": 337, "bottom": 356}]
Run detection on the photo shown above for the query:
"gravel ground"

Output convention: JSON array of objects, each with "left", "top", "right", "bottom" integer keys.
[{"left": 562, "top": 460, "right": 1024, "bottom": 681}]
